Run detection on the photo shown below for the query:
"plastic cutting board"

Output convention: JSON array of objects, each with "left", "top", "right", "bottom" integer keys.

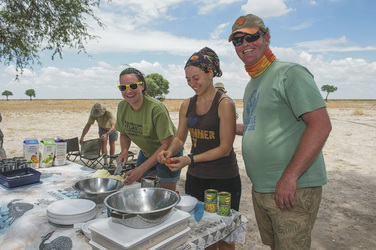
[{"left": 89, "top": 208, "right": 190, "bottom": 250}]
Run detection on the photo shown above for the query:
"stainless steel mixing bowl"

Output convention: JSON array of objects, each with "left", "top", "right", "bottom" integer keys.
[
  {"left": 73, "top": 177, "right": 124, "bottom": 203},
  {"left": 104, "top": 187, "right": 180, "bottom": 228}
]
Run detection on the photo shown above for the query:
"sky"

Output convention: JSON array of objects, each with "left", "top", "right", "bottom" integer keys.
[{"left": 1, "top": 0, "right": 376, "bottom": 100}]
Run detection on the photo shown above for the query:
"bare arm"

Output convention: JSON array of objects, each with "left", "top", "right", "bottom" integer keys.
[
  {"left": 80, "top": 123, "right": 91, "bottom": 144},
  {"left": 236, "top": 123, "right": 244, "bottom": 136},
  {"left": 275, "top": 107, "right": 332, "bottom": 210},
  {"left": 117, "top": 133, "right": 131, "bottom": 165},
  {"left": 100, "top": 123, "right": 116, "bottom": 141},
  {"left": 124, "top": 136, "right": 174, "bottom": 185},
  {"left": 107, "top": 123, "right": 116, "bottom": 136}
]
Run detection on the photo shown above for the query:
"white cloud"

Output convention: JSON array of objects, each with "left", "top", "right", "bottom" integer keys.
[
  {"left": 195, "top": 0, "right": 244, "bottom": 14},
  {"left": 286, "top": 18, "right": 316, "bottom": 30},
  {"left": 295, "top": 36, "right": 376, "bottom": 53},
  {"left": 241, "top": 0, "right": 293, "bottom": 17},
  {"left": 102, "top": 0, "right": 184, "bottom": 22},
  {"left": 210, "top": 23, "right": 230, "bottom": 39}
]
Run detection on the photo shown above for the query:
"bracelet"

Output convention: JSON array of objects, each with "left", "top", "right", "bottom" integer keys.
[{"left": 188, "top": 154, "right": 194, "bottom": 165}]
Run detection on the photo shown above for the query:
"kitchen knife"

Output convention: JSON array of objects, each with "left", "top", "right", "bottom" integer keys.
[{"left": 114, "top": 161, "right": 123, "bottom": 175}]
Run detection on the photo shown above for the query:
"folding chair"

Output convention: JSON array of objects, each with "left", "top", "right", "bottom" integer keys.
[
  {"left": 64, "top": 137, "right": 81, "bottom": 162},
  {"left": 80, "top": 138, "right": 106, "bottom": 169}
]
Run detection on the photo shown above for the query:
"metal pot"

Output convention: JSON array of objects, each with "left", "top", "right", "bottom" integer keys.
[{"left": 104, "top": 187, "right": 180, "bottom": 228}]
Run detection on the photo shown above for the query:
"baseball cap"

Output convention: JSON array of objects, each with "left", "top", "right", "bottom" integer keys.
[
  {"left": 91, "top": 103, "right": 106, "bottom": 117},
  {"left": 228, "top": 14, "right": 268, "bottom": 42}
]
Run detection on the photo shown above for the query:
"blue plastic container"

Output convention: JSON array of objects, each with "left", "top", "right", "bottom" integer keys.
[{"left": 0, "top": 167, "right": 41, "bottom": 188}]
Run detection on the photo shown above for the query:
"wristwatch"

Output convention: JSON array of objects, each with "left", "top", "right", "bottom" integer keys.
[{"left": 188, "top": 154, "right": 194, "bottom": 165}]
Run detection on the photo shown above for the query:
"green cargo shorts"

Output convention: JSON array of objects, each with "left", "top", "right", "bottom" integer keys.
[{"left": 252, "top": 186, "right": 322, "bottom": 250}]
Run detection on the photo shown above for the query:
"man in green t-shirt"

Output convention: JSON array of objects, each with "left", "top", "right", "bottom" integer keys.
[
  {"left": 80, "top": 103, "right": 118, "bottom": 164},
  {"left": 229, "top": 14, "right": 332, "bottom": 249}
]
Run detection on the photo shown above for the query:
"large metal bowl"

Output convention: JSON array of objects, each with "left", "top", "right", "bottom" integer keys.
[
  {"left": 73, "top": 178, "right": 124, "bottom": 204},
  {"left": 104, "top": 187, "right": 180, "bottom": 228}
]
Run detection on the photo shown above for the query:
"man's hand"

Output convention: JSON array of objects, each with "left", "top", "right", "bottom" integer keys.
[{"left": 275, "top": 174, "right": 297, "bottom": 211}]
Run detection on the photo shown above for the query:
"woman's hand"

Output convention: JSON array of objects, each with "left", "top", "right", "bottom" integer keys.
[
  {"left": 116, "top": 153, "right": 128, "bottom": 166},
  {"left": 165, "top": 155, "right": 190, "bottom": 171},
  {"left": 158, "top": 150, "right": 172, "bottom": 164},
  {"left": 123, "top": 167, "right": 144, "bottom": 185}
]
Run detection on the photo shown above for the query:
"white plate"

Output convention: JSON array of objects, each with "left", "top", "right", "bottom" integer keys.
[
  {"left": 47, "top": 208, "right": 97, "bottom": 225},
  {"left": 82, "top": 218, "right": 107, "bottom": 239},
  {"left": 47, "top": 199, "right": 96, "bottom": 217},
  {"left": 47, "top": 206, "right": 96, "bottom": 220}
]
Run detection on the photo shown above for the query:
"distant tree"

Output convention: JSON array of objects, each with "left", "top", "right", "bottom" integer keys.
[
  {"left": 2, "top": 90, "right": 13, "bottom": 101},
  {"left": 0, "top": 0, "right": 105, "bottom": 76},
  {"left": 321, "top": 85, "right": 338, "bottom": 101},
  {"left": 145, "top": 73, "right": 170, "bottom": 99},
  {"left": 25, "top": 89, "right": 36, "bottom": 101}
]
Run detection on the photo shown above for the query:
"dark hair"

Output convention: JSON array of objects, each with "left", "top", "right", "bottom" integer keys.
[{"left": 119, "top": 68, "right": 147, "bottom": 94}]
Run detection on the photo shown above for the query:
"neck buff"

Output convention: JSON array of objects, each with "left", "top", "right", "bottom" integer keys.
[{"left": 245, "top": 49, "right": 276, "bottom": 78}]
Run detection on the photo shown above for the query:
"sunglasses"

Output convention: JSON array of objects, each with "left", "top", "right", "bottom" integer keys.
[
  {"left": 232, "top": 31, "right": 264, "bottom": 47},
  {"left": 117, "top": 82, "right": 143, "bottom": 92}
]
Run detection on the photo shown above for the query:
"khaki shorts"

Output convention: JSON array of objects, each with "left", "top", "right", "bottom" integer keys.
[
  {"left": 98, "top": 126, "right": 118, "bottom": 141},
  {"left": 252, "top": 186, "right": 322, "bottom": 250}
]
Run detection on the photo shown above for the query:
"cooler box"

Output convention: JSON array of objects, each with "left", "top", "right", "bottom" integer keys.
[
  {"left": 39, "top": 139, "right": 56, "bottom": 168},
  {"left": 54, "top": 138, "right": 67, "bottom": 166},
  {"left": 23, "top": 138, "right": 40, "bottom": 168}
]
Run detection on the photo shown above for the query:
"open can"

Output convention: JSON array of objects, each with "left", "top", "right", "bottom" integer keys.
[
  {"left": 218, "top": 192, "right": 231, "bottom": 216},
  {"left": 204, "top": 189, "right": 218, "bottom": 213}
]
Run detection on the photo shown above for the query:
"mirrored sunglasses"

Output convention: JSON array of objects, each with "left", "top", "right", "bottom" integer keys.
[
  {"left": 232, "top": 31, "right": 264, "bottom": 47},
  {"left": 117, "top": 82, "right": 143, "bottom": 92}
]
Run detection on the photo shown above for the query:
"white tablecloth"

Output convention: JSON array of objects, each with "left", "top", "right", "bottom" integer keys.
[{"left": 0, "top": 161, "right": 247, "bottom": 249}]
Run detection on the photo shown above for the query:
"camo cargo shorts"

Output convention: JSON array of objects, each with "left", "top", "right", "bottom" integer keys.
[{"left": 252, "top": 186, "right": 322, "bottom": 250}]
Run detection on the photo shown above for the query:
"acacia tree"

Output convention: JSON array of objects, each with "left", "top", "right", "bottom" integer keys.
[
  {"left": 25, "top": 89, "right": 36, "bottom": 101},
  {"left": 145, "top": 73, "right": 170, "bottom": 99},
  {"left": 321, "top": 84, "right": 338, "bottom": 101},
  {"left": 2, "top": 90, "right": 13, "bottom": 100},
  {"left": 0, "top": 0, "right": 105, "bottom": 75}
]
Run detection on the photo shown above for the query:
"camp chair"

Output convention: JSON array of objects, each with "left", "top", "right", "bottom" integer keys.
[
  {"left": 80, "top": 138, "right": 106, "bottom": 169},
  {"left": 64, "top": 137, "right": 81, "bottom": 162}
]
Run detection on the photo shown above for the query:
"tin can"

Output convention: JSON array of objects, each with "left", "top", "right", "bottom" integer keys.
[
  {"left": 218, "top": 192, "right": 231, "bottom": 216},
  {"left": 204, "top": 189, "right": 218, "bottom": 213}
]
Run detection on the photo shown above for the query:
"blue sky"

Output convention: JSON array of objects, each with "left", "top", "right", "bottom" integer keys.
[{"left": 1, "top": 0, "right": 376, "bottom": 100}]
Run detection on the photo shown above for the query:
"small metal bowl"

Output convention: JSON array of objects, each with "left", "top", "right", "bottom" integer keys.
[
  {"left": 73, "top": 178, "right": 124, "bottom": 204},
  {"left": 104, "top": 188, "right": 180, "bottom": 228}
]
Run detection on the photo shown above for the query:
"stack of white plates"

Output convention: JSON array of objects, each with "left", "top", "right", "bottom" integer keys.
[{"left": 46, "top": 199, "right": 97, "bottom": 225}]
